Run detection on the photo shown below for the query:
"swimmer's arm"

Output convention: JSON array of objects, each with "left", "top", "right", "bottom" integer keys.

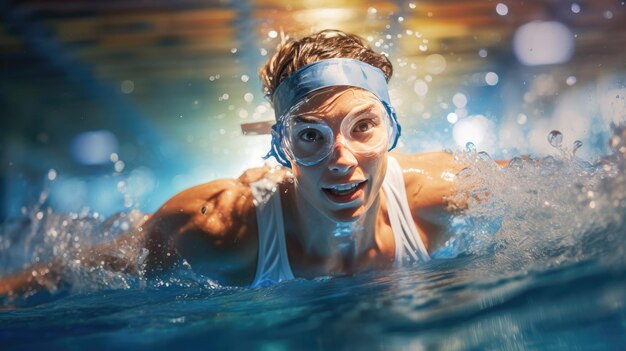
[
  {"left": 390, "top": 152, "right": 462, "bottom": 249},
  {"left": 142, "top": 165, "right": 287, "bottom": 284},
  {"left": 399, "top": 152, "right": 509, "bottom": 208},
  {"left": 0, "top": 176, "right": 253, "bottom": 296},
  {"left": 394, "top": 152, "right": 467, "bottom": 209},
  {"left": 0, "top": 226, "right": 149, "bottom": 297},
  {"left": 0, "top": 165, "right": 284, "bottom": 297},
  {"left": 0, "top": 262, "right": 62, "bottom": 297},
  {"left": 141, "top": 179, "right": 257, "bottom": 275},
  {"left": 394, "top": 152, "right": 507, "bottom": 249}
]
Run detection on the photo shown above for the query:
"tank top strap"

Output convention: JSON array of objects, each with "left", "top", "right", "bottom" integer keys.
[
  {"left": 382, "top": 156, "right": 431, "bottom": 266},
  {"left": 249, "top": 177, "right": 294, "bottom": 287}
]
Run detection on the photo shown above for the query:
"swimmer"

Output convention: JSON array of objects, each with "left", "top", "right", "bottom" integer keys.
[{"left": 0, "top": 30, "right": 492, "bottom": 295}]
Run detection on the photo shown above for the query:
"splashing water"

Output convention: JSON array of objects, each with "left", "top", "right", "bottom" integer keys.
[
  {"left": 0, "top": 205, "right": 219, "bottom": 304},
  {"left": 1, "top": 129, "right": 626, "bottom": 349},
  {"left": 437, "top": 129, "right": 626, "bottom": 279},
  {"left": 3, "top": 129, "right": 626, "bottom": 299},
  {"left": 1, "top": 209, "right": 144, "bottom": 293}
]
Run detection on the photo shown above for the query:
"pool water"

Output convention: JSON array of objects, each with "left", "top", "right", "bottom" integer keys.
[
  {"left": 1, "top": 136, "right": 626, "bottom": 350},
  {"left": 2, "top": 255, "right": 625, "bottom": 350}
]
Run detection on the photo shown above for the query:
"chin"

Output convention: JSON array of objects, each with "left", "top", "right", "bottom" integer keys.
[
  {"left": 319, "top": 188, "right": 378, "bottom": 223},
  {"left": 326, "top": 208, "right": 363, "bottom": 222}
]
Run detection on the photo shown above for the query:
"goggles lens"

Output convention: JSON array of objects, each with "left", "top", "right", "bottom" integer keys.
[{"left": 280, "top": 90, "right": 392, "bottom": 166}]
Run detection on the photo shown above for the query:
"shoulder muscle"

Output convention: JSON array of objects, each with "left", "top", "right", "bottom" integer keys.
[
  {"left": 392, "top": 152, "right": 463, "bottom": 209},
  {"left": 153, "top": 178, "right": 256, "bottom": 247}
]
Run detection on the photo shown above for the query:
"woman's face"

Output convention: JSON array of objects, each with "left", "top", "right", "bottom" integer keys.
[{"left": 286, "top": 87, "right": 389, "bottom": 222}]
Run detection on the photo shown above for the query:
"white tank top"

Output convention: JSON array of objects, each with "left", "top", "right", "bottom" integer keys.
[{"left": 250, "top": 156, "right": 430, "bottom": 287}]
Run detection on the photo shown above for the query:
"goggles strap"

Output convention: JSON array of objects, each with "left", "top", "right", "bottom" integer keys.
[{"left": 263, "top": 123, "right": 292, "bottom": 167}]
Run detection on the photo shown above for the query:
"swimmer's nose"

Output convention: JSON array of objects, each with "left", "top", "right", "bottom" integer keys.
[{"left": 327, "top": 135, "right": 357, "bottom": 174}]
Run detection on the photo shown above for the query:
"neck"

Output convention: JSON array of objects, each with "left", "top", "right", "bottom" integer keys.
[{"left": 291, "top": 191, "right": 381, "bottom": 267}]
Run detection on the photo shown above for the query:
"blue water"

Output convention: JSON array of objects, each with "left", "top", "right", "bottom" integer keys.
[
  {"left": 1, "top": 139, "right": 626, "bottom": 350},
  {"left": 1, "top": 256, "right": 625, "bottom": 350}
]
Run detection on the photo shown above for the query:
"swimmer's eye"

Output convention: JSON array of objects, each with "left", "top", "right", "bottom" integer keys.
[
  {"left": 298, "top": 129, "right": 324, "bottom": 142},
  {"left": 352, "top": 119, "right": 377, "bottom": 133}
]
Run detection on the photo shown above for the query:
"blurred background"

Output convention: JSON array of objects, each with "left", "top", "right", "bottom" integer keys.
[{"left": 0, "top": 0, "right": 624, "bottom": 221}]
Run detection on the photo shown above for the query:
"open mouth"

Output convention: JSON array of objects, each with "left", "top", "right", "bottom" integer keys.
[{"left": 322, "top": 180, "right": 367, "bottom": 203}]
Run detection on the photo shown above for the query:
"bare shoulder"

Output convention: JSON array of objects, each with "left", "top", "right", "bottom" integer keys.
[
  {"left": 143, "top": 165, "right": 290, "bottom": 284},
  {"left": 388, "top": 152, "right": 465, "bottom": 251},
  {"left": 390, "top": 151, "right": 464, "bottom": 209}
]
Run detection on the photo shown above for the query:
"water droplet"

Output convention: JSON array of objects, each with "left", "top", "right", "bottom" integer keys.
[
  {"left": 47, "top": 169, "right": 57, "bottom": 181},
  {"left": 121, "top": 80, "right": 134, "bottom": 94},
  {"left": 465, "top": 142, "right": 476, "bottom": 153},
  {"left": 114, "top": 161, "right": 125, "bottom": 173},
  {"left": 453, "top": 93, "right": 468, "bottom": 108},
  {"left": 485, "top": 72, "right": 499, "bottom": 86},
  {"left": 508, "top": 156, "right": 524, "bottom": 170},
  {"left": 447, "top": 112, "right": 458, "bottom": 124},
  {"left": 572, "top": 140, "right": 583, "bottom": 155},
  {"left": 478, "top": 151, "right": 492, "bottom": 160},
  {"left": 413, "top": 80, "right": 429, "bottom": 96},
  {"left": 244, "top": 93, "right": 254, "bottom": 103},
  {"left": 137, "top": 248, "right": 149, "bottom": 265},
  {"left": 496, "top": 3, "right": 509, "bottom": 16},
  {"left": 547, "top": 130, "right": 563, "bottom": 148}
]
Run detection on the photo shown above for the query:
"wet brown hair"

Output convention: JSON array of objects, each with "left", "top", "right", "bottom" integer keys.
[{"left": 259, "top": 29, "right": 393, "bottom": 99}]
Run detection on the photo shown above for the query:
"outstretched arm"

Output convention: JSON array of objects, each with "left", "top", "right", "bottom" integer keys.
[
  {"left": 0, "top": 221, "right": 149, "bottom": 298},
  {"left": 0, "top": 164, "right": 287, "bottom": 298}
]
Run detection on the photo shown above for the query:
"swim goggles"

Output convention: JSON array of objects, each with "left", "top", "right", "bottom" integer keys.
[{"left": 265, "top": 58, "right": 401, "bottom": 167}]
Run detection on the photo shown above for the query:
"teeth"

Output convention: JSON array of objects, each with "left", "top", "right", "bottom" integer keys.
[
  {"left": 326, "top": 181, "right": 363, "bottom": 191},
  {"left": 331, "top": 183, "right": 358, "bottom": 191}
]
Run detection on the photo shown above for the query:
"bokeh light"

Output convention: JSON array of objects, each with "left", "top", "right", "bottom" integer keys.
[{"left": 513, "top": 21, "right": 575, "bottom": 66}]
